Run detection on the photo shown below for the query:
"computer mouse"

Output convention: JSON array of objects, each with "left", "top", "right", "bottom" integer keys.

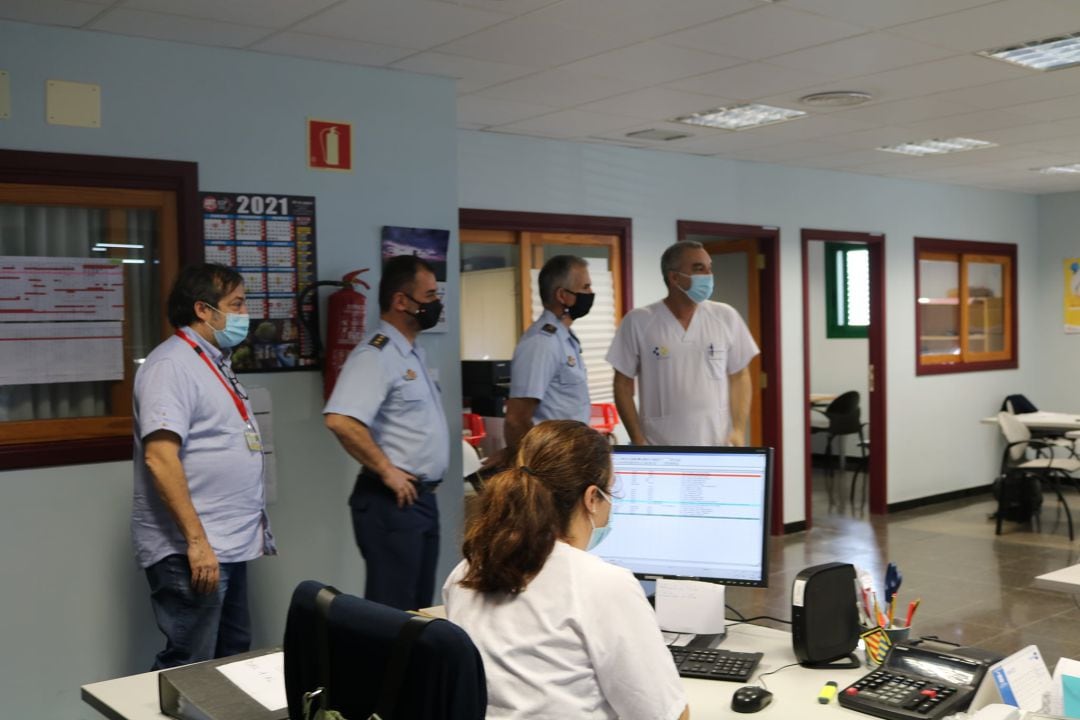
[{"left": 731, "top": 685, "right": 773, "bottom": 713}]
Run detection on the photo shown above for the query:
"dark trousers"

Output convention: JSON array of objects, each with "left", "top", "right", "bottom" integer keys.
[
  {"left": 144, "top": 554, "right": 250, "bottom": 670},
  {"left": 350, "top": 473, "right": 440, "bottom": 611}
]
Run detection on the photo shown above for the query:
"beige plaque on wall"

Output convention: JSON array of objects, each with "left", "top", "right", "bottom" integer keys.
[
  {"left": 0, "top": 71, "right": 10, "bottom": 120},
  {"left": 46, "top": 79, "right": 100, "bottom": 128}
]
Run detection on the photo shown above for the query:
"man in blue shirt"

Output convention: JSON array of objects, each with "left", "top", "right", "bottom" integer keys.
[
  {"left": 324, "top": 255, "right": 449, "bottom": 611},
  {"left": 132, "top": 263, "right": 275, "bottom": 669},
  {"left": 498, "top": 255, "right": 593, "bottom": 461}
]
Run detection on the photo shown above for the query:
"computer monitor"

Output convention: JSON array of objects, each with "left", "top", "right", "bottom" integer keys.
[{"left": 591, "top": 445, "right": 772, "bottom": 588}]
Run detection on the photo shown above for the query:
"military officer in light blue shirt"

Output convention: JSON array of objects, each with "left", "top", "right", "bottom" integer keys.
[
  {"left": 500, "top": 255, "right": 594, "bottom": 462},
  {"left": 324, "top": 255, "right": 449, "bottom": 611}
]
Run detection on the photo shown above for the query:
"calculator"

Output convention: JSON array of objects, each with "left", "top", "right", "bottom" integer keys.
[{"left": 838, "top": 643, "right": 991, "bottom": 720}]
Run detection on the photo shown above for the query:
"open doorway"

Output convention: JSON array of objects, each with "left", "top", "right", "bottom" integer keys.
[
  {"left": 677, "top": 221, "right": 783, "bottom": 534},
  {"left": 801, "top": 229, "right": 887, "bottom": 529}
]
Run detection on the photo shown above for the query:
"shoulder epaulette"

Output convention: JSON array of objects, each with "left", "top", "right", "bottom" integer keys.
[
  {"left": 541, "top": 323, "right": 558, "bottom": 335},
  {"left": 369, "top": 333, "right": 389, "bottom": 349}
]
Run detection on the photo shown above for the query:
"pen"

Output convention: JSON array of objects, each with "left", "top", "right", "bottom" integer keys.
[
  {"left": 818, "top": 681, "right": 838, "bottom": 704},
  {"left": 905, "top": 599, "right": 921, "bottom": 627},
  {"left": 872, "top": 592, "right": 886, "bottom": 628}
]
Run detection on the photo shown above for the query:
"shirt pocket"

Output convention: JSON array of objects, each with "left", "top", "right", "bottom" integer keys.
[
  {"left": 556, "top": 361, "right": 587, "bottom": 387},
  {"left": 395, "top": 379, "right": 428, "bottom": 403},
  {"left": 706, "top": 345, "right": 728, "bottom": 380}
]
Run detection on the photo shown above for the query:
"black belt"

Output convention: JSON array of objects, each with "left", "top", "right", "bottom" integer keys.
[{"left": 358, "top": 469, "right": 442, "bottom": 494}]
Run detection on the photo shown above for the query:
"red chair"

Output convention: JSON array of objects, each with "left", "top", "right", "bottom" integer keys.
[
  {"left": 462, "top": 412, "right": 487, "bottom": 448},
  {"left": 590, "top": 403, "right": 619, "bottom": 435}
]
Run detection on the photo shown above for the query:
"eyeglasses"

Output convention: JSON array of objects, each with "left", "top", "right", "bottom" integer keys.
[
  {"left": 217, "top": 360, "right": 249, "bottom": 400},
  {"left": 596, "top": 486, "right": 617, "bottom": 503}
]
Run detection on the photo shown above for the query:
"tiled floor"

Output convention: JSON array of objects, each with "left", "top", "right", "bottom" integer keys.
[{"left": 725, "top": 469, "right": 1080, "bottom": 667}]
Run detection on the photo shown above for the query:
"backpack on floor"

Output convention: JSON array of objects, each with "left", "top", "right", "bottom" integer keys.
[{"left": 992, "top": 471, "right": 1043, "bottom": 523}]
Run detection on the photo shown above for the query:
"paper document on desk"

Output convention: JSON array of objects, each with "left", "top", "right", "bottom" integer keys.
[
  {"left": 989, "top": 645, "right": 1052, "bottom": 712},
  {"left": 216, "top": 652, "right": 287, "bottom": 711},
  {"left": 655, "top": 578, "right": 726, "bottom": 635},
  {"left": 1049, "top": 657, "right": 1080, "bottom": 718}
]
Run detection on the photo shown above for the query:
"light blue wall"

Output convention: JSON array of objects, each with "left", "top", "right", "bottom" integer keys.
[
  {"left": 458, "top": 129, "right": 1040, "bottom": 519},
  {"left": 0, "top": 20, "right": 460, "bottom": 719},
  {"left": 1033, "top": 193, "right": 1080, "bottom": 409}
]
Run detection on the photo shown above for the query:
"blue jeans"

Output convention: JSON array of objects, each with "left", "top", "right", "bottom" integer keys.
[{"left": 145, "top": 554, "right": 250, "bottom": 670}]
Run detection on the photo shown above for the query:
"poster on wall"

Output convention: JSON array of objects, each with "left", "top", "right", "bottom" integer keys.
[
  {"left": 381, "top": 226, "right": 449, "bottom": 333},
  {"left": 201, "top": 192, "right": 318, "bottom": 370},
  {"left": 1065, "top": 258, "right": 1080, "bottom": 334}
]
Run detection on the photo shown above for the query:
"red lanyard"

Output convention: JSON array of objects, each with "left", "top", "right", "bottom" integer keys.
[{"left": 176, "top": 330, "right": 250, "bottom": 424}]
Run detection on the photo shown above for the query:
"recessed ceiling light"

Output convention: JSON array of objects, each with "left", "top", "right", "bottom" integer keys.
[
  {"left": 799, "top": 91, "right": 873, "bottom": 107},
  {"left": 672, "top": 103, "right": 806, "bottom": 131},
  {"left": 625, "top": 128, "right": 691, "bottom": 141},
  {"left": 979, "top": 31, "right": 1080, "bottom": 70},
  {"left": 1035, "top": 163, "right": 1080, "bottom": 174},
  {"left": 876, "top": 137, "right": 997, "bottom": 157}
]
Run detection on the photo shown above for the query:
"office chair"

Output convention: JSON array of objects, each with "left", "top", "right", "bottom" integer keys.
[
  {"left": 811, "top": 391, "right": 863, "bottom": 505},
  {"left": 284, "top": 580, "right": 487, "bottom": 720},
  {"left": 996, "top": 412, "right": 1079, "bottom": 541},
  {"left": 849, "top": 423, "right": 870, "bottom": 510}
]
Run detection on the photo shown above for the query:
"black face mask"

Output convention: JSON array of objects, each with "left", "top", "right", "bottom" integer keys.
[
  {"left": 562, "top": 289, "right": 595, "bottom": 320},
  {"left": 409, "top": 296, "right": 443, "bottom": 330}
]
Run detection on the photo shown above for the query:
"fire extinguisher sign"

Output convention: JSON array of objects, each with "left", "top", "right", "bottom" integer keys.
[{"left": 307, "top": 118, "right": 353, "bottom": 172}]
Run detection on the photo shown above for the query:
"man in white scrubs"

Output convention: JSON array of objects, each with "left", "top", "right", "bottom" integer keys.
[{"left": 606, "top": 240, "right": 758, "bottom": 446}]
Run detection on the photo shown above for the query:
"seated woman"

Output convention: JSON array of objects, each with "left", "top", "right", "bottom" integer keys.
[{"left": 444, "top": 420, "right": 689, "bottom": 720}]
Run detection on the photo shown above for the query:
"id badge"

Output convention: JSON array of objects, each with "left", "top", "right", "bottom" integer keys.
[{"left": 244, "top": 424, "right": 262, "bottom": 451}]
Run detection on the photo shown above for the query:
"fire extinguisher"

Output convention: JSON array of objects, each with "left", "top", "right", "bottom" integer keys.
[{"left": 297, "top": 269, "right": 370, "bottom": 400}]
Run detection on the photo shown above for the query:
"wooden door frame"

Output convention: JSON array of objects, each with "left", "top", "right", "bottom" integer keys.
[
  {"left": 459, "top": 209, "right": 633, "bottom": 313},
  {"left": 677, "top": 221, "right": 783, "bottom": 536},
  {"left": 801, "top": 229, "right": 887, "bottom": 523}
]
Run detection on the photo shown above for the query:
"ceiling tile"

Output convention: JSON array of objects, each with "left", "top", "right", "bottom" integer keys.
[
  {"left": 576, "top": 86, "right": 732, "bottom": 120},
  {"left": 889, "top": 0, "right": 1080, "bottom": 53},
  {"left": 528, "top": 0, "right": 757, "bottom": 43},
  {"left": 834, "top": 96, "right": 976, "bottom": 126},
  {"left": 790, "top": 149, "right": 889, "bottom": 169},
  {"left": 668, "top": 61, "right": 832, "bottom": 100},
  {"left": 428, "top": 0, "right": 562, "bottom": 14},
  {"left": 780, "top": 0, "right": 1000, "bottom": 30},
  {"left": 493, "top": 108, "right": 634, "bottom": 138},
  {"left": 844, "top": 55, "right": 1032, "bottom": 103},
  {"left": 434, "top": 15, "right": 635, "bottom": 66},
  {"left": 725, "top": 139, "right": 850, "bottom": 162},
  {"left": 661, "top": 4, "right": 867, "bottom": 61},
  {"left": 390, "top": 52, "right": 537, "bottom": 93},
  {"left": 824, "top": 125, "right": 924, "bottom": 150},
  {"left": 899, "top": 108, "right": 1031, "bottom": 138},
  {"left": 560, "top": 42, "right": 742, "bottom": 85},
  {"left": 457, "top": 94, "right": 557, "bottom": 126},
  {"left": 88, "top": 8, "right": 271, "bottom": 47},
  {"left": 251, "top": 32, "right": 414, "bottom": 66},
  {"left": 475, "top": 68, "right": 643, "bottom": 107},
  {"left": 767, "top": 31, "right": 957, "bottom": 78},
  {"left": 293, "top": 0, "right": 507, "bottom": 49},
  {"left": 121, "top": 0, "right": 339, "bottom": 28},
  {"left": 0, "top": 0, "right": 105, "bottom": 27},
  {"left": 943, "top": 69, "right": 1080, "bottom": 111},
  {"left": 1005, "top": 94, "right": 1080, "bottom": 123}
]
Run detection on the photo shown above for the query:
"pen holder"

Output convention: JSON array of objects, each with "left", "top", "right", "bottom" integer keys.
[{"left": 860, "top": 625, "right": 911, "bottom": 666}]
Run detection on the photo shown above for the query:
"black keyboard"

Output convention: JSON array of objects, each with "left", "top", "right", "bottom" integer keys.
[{"left": 668, "top": 646, "right": 763, "bottom": 682}]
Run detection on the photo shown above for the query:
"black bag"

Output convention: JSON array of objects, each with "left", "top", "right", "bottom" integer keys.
[{"left": 992, "top": 471, "right": 1043, "bottom": 523}]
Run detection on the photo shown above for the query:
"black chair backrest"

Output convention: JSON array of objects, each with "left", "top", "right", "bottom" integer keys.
[
  {"left": 825, "top": 391, "right": 861, "bottom": 436},
  {"left": 1001, "top": 394, "right": 1038, "bottom": 414},
  {"left": 284, "top": 580, "right": 487, "bottom": 720}
]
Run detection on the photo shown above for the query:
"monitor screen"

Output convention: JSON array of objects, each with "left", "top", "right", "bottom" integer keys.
[{"left": 591, "top": 445, "right": 772, "bottom": 587}]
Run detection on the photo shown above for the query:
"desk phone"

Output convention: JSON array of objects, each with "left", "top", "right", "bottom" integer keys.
[{"left": 838, "top": 643, "right": 990, "bottom": 720}]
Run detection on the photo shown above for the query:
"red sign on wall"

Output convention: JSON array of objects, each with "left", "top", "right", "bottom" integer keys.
[{"left": 308, "top": 118, "right": 353, "bottom": 172}]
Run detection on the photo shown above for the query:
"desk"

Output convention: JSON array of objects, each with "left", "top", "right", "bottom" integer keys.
[
  {"left": 82, "top": 624, "right": 868, "bottom": 720},
  {"left": 980, "top": 411, "right": 1080, "bottom": 432},
  {"left": 1034, "top": 564, "right": 1080, "bottom": 594},
  {"left": 810, "top": 393, "right": 836, "bottom": 408}
]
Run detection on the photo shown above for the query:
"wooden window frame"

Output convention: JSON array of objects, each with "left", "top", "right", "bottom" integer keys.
[
  {"left": 915, "top": 237, "right": 1017, "bottom": 375},
  {"left": 824, "top": 242, "right": 869, "bottom": 339},
  {"left": 0, "top": 150, "right": 200, "bottom": 470}
]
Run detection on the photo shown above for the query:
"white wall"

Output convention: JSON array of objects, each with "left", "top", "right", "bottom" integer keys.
[
  {"left": 0, "top": 20, "right": 460, "bottom": 719},
  {"left": 459, "top": 129, "right": 1039, "bottom": 520}
]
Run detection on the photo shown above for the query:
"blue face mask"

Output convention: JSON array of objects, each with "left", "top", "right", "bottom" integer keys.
[
  {"left": 208, "top": 305, "right": 250, "bottom": 348},
  {"left": 676, "top": 272, "right": 714, "bottom": 304},
  {"left": 586, "top": 487, "right": 614, "bottom": 551}
]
